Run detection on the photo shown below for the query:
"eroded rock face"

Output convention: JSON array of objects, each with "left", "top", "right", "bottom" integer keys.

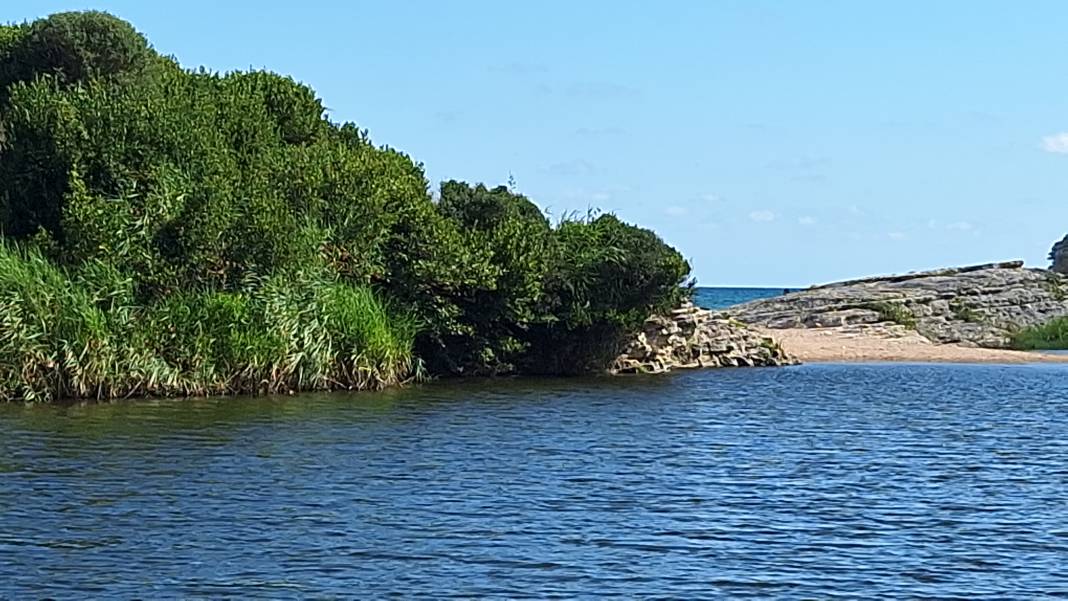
[
  {"left": 1050, "top": 235, "right": 1068, "bottom": 275},
  {"left": 611, "top": 301, "right": 796, "bottom": 374},
  {"left": 725, "top": 261, "right": 1068, "bottom": 348}
]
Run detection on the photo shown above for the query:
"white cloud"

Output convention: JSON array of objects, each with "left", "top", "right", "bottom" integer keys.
[
  {"left": 590, "top": 191, "right": 612, "bottom": 202},
  {"left": 798, "top": 216, "right": 817, "bottom": 226},
  {"left": 749, "top": 210, "right": 776, "bottom": 222},
  {"left": 702, "top": 193, "right": 723, "bottom": 203},
  {"left": 665, "top": 206, "right": 689, "bottom": 217},
  {"left": 888, "top": 231, "right": 907, "bottom": 240},
  {"left": 1042, "top": 132, "right": 1068, "bottom": 154},
  {"left": 946, "top": 221, "right": 973, "bottom": 231}
]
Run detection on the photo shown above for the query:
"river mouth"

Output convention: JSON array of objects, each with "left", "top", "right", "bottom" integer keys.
[{"left": 2, "top": 363, "right": 1066, "bottom": 598}]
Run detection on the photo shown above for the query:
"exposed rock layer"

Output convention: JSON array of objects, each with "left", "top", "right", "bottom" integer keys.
[
  {"left": 725, "top": 261, "right": 1068, "bottom": 348},
  {"left": 1051, "top": 235, "right": 1068, "bottom": 275},
  {"left": 612, "top": 302, "right": 795, "bottom": 374}
]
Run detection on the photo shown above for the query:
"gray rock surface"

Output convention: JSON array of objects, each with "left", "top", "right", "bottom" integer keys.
[
  {"left": 612, "top": 301, "right": 795, "bottom": 374},
  {"left": 1050, "top": 235, "right": 1068, "bottom": 274},
  {"left": 725, "top": 261, "right": 1068, "bottom": 348}
]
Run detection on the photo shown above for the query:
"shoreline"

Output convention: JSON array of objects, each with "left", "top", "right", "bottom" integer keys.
[{"left": 760, "top": 326, "right": 1068, "bottom": 365}]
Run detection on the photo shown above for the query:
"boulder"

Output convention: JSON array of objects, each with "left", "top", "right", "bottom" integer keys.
[{"left": 610, "top": 301, "right": 796, "bottom": 374}]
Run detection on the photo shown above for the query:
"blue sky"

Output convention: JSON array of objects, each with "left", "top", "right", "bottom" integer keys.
[{"left": 8, "top": 1, "right": 1068, "bottom": 286}]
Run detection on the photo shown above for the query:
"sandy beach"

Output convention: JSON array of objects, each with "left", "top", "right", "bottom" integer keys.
[{"left": 762, "top": 326, "right": 1068, "bottom": 364}]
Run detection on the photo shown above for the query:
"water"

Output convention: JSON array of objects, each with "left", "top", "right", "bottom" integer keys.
[
  {"left": 694, "top": 286, "right": 792, "bottom": 310},
  {"left": 2, "top": 364, "right": 1067, "bottom": 598}
]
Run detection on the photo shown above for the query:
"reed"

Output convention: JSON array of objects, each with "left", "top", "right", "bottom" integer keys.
[{"left": 0, "top": 242, "right": 417, "bottom": 402}]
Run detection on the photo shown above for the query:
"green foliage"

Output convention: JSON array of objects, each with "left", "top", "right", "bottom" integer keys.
[
  {"left": 0, "top": 241, "right": 416, "bottom": 402},
  {"left": 1011, "top": 317, "right": 1068, "bottom": 350},
  {"left": 0, "top": 11, "right": 155, "bottom": 93},
  {"left": 866, "top": 301, "right": 916, "bottom": 328},
  {"left": 525, "top": 213, "right": 691, "bottom": 374},
  {"left": 949, "top": 299, "right": 983, "bottom": 323},
  {"left": 423, "top": 181, "right": 552, "bottom": 374},
  {"left": 0, "top": 11, "right": 694, "bottom": 400}
]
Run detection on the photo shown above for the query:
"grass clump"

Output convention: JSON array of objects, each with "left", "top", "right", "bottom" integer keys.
[
  {"left": 866, "top": 301, "right": 916, "bottom": 328},
  {"left": 0, "top": 242, "right": 417, "bottom": 402},
  {"left": 1010, "top": 317, "right": 1068, "bottom": 350},
  {"left": 949, "top": 299, "right": 984, "bottom": 323}
]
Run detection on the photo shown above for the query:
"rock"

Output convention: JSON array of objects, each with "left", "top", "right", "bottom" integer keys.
[
  {"left": 725, "top": 261, "right": 1068, "bottom": 348},
  {"left": 610, "top": 301, "right": 797, "bottom": 374},
  {"left": 1051, "top": 235, "right": 1068, "bottom": 275}
]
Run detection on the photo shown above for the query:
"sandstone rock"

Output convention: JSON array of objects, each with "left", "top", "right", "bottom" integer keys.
[
  {"left": 610, "top": 301, "right": 796, "bottom": 374},
  {"left": 725, "top": 261, "right": 1068, "bottom": 348}
]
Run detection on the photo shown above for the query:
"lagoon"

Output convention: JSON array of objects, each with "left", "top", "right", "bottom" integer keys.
[{"left": 2, "top": 364, "right": 1067, "bottom": 598}]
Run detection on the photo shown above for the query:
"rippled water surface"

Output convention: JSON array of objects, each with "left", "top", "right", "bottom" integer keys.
[{"left": 2, "top": 364, "right": 1068, "bottom": 598}]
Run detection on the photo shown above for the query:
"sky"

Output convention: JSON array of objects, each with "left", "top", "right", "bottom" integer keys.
[{"left": 7, "top": 1, "right": 1068, "bottom": 286}]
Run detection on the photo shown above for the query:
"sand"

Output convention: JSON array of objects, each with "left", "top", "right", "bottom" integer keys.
[{"left": 761, "top": 326, "right": 1068, "bottom": 364}]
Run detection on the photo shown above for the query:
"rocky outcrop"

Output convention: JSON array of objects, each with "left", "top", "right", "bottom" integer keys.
[
  {"left": 1050, "top": 235, "right": 1068, "bottom": 274},
  {"left": 725, "top": 261, "right": 1068, "bottom": 348},
  {"left": 611, "top": 301, "right": 796, "bottom": 374}
]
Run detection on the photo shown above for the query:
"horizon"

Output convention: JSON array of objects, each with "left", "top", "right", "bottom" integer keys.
[{"left": 6, "top": 1, "right": 1068, "bottom": 286}]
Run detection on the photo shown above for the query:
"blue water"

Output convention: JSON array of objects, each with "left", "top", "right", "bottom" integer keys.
[
  {"left": 2, "top": 364, "right": 1067, "bottom": 598},
  {"left": 694, "top": 286, "right": 792, "bottom": 310}
]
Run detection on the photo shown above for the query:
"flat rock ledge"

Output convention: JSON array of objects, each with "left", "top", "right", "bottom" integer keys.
[
  {"left": 725, "top": 261, "right": 1068, "bottom": 348},
  {"left": 611, "top": 301, "right": 796, "bottom": 374}
]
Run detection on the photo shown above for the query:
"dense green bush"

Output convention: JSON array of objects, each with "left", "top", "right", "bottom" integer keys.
[
  {"left": 1010, "top": 317, "right": 1068, "bottom": 350},
  {"left": 0, "top": 11, "right": 693, "bottom": 400},
  {"left": 525, "top": 213, "right": 691, "bottom": 374},
  {"left": 425, "top": 181, "right": 553, "bottom": 374},
  {"left": 0, "top": 11, "right": 155, "bottom": 93}
]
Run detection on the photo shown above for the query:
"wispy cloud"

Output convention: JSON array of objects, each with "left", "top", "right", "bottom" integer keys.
[
  {"left": 487, "top": 62, "right": 548, "bottom": 76},
  {"left": 798, "top": 216, "right": 817, "bottom": 226},
  {"left": 767, "top": 155, "right": 831, "bottom": 184},
  {"left": 749, "top": 210, "right": 776, "bottom": 222},
  {"left": 566, "top": 81, "right": 641, "bottom": 100},
  {"left": 701, "top": 193, "right": 723, "bottom": 203},
  {"left": 590, "top": 191, "right": 612, "bottom": 202},
  {"left": 887, "top": 231, "right": 907, "bottom": 241},
  {"left": 946, "top": 221, "right": 973, "bottom": 231},
  {"left": 543, "top": 159, "right": 597, "bottom": 177},
  {"left": 665, "top": 206, "right": 689, "bottom": 217},
  {"left": 574, "top": 126, "right": 626, "bottom": 138},
  {"left": 1042, "top": 132, "right": 1068, "bottom": 154},
  {"left": 432, "top": 110, "right": 462, "bottom": 124}
]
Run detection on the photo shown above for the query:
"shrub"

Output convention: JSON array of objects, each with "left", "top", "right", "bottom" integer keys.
[
  {"left": 424, "top": 181, "right": 552, "bottom": 374},
  {"left": 866, "top": 301, "right": 916, "bottom": 328},
  {"left": 524, "top": 213, "right": 691, "bottom": 374},
  {"left": 0, "top": 11, "right": 155, "bottom": 93},
  {"left": 1010, "top": 317, "right": 1068, "bottom": 350},
  {"left": 0, "top": 11, "right": 695, "bottom": 399}
]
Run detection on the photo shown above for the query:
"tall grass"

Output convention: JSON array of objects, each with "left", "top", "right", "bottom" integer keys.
[
  {"left": 1010, "top": 317, "right": 1068, "bottom": 350},
  {"left": 0, "top": 242, "right": 418, "bottom": 402}
]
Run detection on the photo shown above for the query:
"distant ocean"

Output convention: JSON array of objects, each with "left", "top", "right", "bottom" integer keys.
[{"left": 693, "top": 286, "right": 793, "bottom": 310}]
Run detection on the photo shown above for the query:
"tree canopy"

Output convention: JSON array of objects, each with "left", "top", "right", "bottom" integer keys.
[{"left": 0, "top": 11, "right": 691, "bottom": 400}]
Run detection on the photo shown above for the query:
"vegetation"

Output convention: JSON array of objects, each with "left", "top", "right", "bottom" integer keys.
[
  {"left": 1010, "top": 318, "right": 1068, "bottom": 350},
  {"left": 866, "top": 301, "right": 916, "bottom": 329},
  {"left": 0, "top": 12, "right": 690, "bottom": 401},
  {"left": 949, "top": 299, "right": 984, "bottom": 323}
]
